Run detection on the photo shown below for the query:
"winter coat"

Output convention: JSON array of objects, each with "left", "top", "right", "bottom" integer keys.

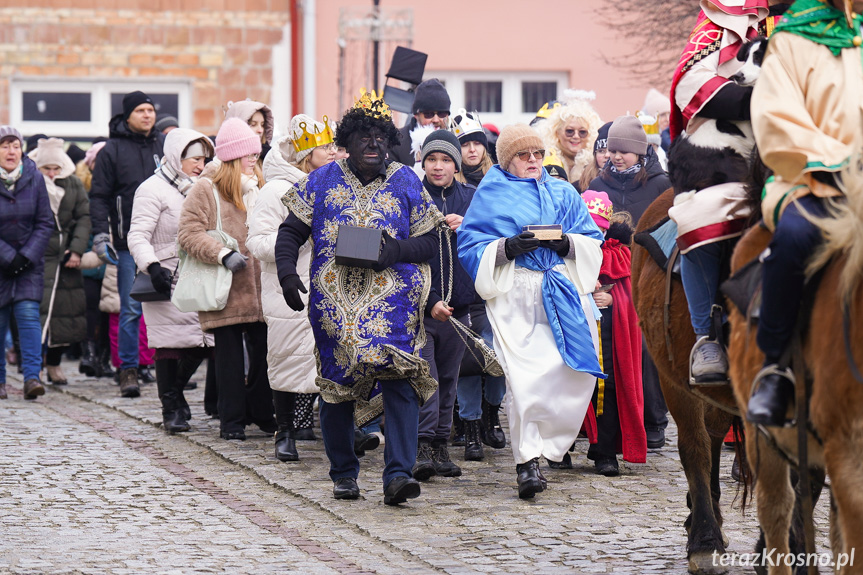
[
  {"left": 127, "top": 129, "right": 215, "bottom": 350},
  {"left": 177, "top": 177, "right": 264, "bottom": 332},
  {"left": 89, "top": 114, "right": 165, "bottom": 250},
  {"left": 425, "top": 179, "right": 476, "bottom": 316},
  {"left": 0, "top": 157, "right": 54, "bottom": 308},
  {"left": 40, "top": 173, "right": 90, "bottom": 347},
  {"left": 391, "top": 117, "right": 417, "bottom": 166},
  {"left": 587, "top": 147, "right": 671, "bottom": 226},
  {"left": 246, "top": 148, "right": 317, "bottom": 394}
]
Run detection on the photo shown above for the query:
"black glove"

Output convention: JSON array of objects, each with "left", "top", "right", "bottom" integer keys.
[
  {"left": 6, "top": 253, "right": 32, "bottom": 278},
  {"left": 222, "top": 251, "right": 248, "bottom": 273},
  {"left": 147, "top": 262, "right": 173, "bottom": 295},
  {"left": 372, "top": 231, "right": 402, "bottom": 272},
  {"left": 504, "top": 232, "right": 539, "bottom": 260},
  {"left": 280, "top": 273, "right": 308, "bottom": 312},
  {"left": 540, "top": 237, "right": 570, "bottom": 257}
]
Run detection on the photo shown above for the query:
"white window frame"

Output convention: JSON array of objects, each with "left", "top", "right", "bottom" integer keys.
[
  {"left": 428, "top": 70, "right": 569, "bottom": 127},
  {"left": 9, "top": 78, "right": 192, "bottom": 138}
]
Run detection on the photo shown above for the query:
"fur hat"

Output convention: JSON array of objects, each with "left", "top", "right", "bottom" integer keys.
[
  {"left": 421, "top": 130, "right": 462, "bottom": 172},
  {"left": 495, "top": 124, "right": 544, "bottom": 172},
  {"left": 582, "top": 190, "right": 613, "bottom": 230},
  {"left": 607, "top": 115, "right": 648, "bottom": 156},
  {"left": 215, "top": 118, "right": 262, "bottom": 162},
  {"left": 224, "top": 99, "right": 274, "bottom": 145}
]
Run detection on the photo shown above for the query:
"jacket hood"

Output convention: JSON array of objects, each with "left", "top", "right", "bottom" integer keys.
[
  {"left": 224, "top": 100, "right": 274, "bottom": 145},
  {"left": 108, "top": 113, "right": 160, "bottom": 143},
  {"left": 262, "top": 144, "right": 307, "bottom": 185},
  {"left": 162, "top": 128, "right": 214, "bottom": 176}
]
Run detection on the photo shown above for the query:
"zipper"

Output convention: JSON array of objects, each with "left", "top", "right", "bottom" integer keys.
[{"left": 116, "top": 196, "right": 124, "bottom": 239}]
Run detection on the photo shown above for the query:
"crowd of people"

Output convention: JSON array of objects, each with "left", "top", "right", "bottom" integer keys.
[{"left": 7, "top": 0, "right": 854, "bottom": 505}]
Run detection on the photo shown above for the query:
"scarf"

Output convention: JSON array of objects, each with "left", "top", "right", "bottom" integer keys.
[
  {"left": 774, "top": 0, "right": 863, "bottom": 55},
  {"left": 158, "top": 161, "right": 195, "bottom": 195},
  {"left": 43, "top": 175, "right": 66, "bottom": 217},
  {"left": 610, "top": 163, "right": 642, "bottom": 176},
  {"left": 461, "top": 163, "right": 485, "bottom": 187},
  {"left": 1, "top": 162, "right": 23, "bottom": 190},
  {"left": 242, "top": 173, "right": 260, "bottom": 227}
]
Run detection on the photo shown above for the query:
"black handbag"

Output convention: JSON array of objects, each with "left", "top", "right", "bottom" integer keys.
[{"left": 130, "top": 267, "right": 174, "bottom": 302}]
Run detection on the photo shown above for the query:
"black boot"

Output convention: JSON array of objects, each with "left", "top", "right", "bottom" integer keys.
[
  {"left": 155, "top": 359, "right": 190, "bottom": 434},
  {"left": 204, "top": 356, "right": 218, "bottom": 418},
  {"left": 176, "top": 356, "right": 203, "bottom": 421},
  {"left": 79, "top": 340, "right": 98, "bottom": 377},
  {"left": 412, "top": 439, "right": 437, "bottom": 481},
  {"left": 354, "top": 428, "right": 380, "bottom": 457},
  {"left": 431, "top": 439, "right": 462, "bottom": 477},
  {"left": 451, "top": 407, "right": 465, "bottom": 446},
  {"left": 746, "top": 367, "right": 794, "bottom": 427},
  {"left": 464, "top": 419, "right": 484, "bottom": 461},
  {"left": 273, "top": 390, "right": 299, "bottom": 461},
  {"left": 98, "top": 347, "right": 114, "bottom": 379},
  {"left": 516, "top": 458, "right": 543, "bottom": 499},
  {"left": 481, "top": 399, "right": 506, "bottom": 448},
  {"left": 138, "top": 365, "right": 156, "bottom": 385}
]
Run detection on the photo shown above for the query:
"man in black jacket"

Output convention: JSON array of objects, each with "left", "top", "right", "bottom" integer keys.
[
  {"left": 90, "top": 91, "right": 165, "bottom": 398},
  {"left": 390, "top": 79, "right": 451, "bottom": 167}
]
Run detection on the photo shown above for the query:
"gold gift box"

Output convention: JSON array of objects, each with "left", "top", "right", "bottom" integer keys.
[{"left": 522, "top": 224, "right": 563, "bottom": 240}]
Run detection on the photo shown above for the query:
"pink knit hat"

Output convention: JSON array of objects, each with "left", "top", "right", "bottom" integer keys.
[
  {"left": 215, "top": 118, "right": 262, "bottom": 162},
  {"left": 582, "top": 190, "right": 613, "bottom": 230}
]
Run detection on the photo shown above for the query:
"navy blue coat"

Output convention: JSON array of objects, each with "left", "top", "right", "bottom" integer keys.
[
  {"left": 89, "top": 114, "right": 165, "bottom": 251},
  {"left": 425, "top": 179, "right": 477, "bottom": 316},
  {"left": 0, "top": 157, "right": 54, "bottom": 307}
]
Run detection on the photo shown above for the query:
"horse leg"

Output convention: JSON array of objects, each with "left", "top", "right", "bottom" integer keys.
[
  {"left": 823, "top": 428, "right": 863, "bottom": 575},
  {"left": 747, "top": 425, "right": 795, "bottom": 575},
  {"left": 666, "top": 384, "right": 727, "bottom": 574}
]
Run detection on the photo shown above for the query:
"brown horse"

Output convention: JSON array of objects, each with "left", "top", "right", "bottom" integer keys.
[
  {"left": 727, "top": 182, "right": 863, "bottom": 574},
  {"left": 632, "top": 188, "right": 740, "bottom": 574}
]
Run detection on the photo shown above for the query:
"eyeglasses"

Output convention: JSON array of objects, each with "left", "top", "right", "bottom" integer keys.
[
  {"left": 564, "top": 128, "right": 590, "bottom": 139},
  {"left": 319, "top": 143, "right": 337, "bottom": 152},
  {"left": 242, "top": 153, "right": 260, "bottom": 162},
  {"left": 514, "top": 149, "right": 545, "bottom": 161},
  {"left": 421, "top": 111, "right": 450, "bottom": 120}
]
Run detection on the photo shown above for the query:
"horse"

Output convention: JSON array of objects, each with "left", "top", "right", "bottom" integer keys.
[{"left": 726, "top": 164, "right": 863, "bottom": 574}]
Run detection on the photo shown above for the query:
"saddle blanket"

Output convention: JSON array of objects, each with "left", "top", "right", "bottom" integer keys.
[{"left": 668, "top": 182, "right": 753, "bottom": 254}]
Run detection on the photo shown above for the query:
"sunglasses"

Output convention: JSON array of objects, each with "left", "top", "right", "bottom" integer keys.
[
  {"left": 564, "top": 128, "right": 590, "bottom": 139},
  {"left": 515, "top": 149, "right": 545, "bottom": 161},
  {"left": 421, "top": 110, "right": 450, "bottom": 119}
]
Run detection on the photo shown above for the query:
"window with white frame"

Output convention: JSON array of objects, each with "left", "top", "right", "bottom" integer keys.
[
  {"left": 10, "top": 79, "right": 191, "bottom": 139},
  {"left": 427, "top": 71, "right": 568, "bottom": 127}
]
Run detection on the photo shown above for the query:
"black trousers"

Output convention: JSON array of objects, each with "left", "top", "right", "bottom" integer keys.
[
  {"left": 212, "top": 322, "right": 274, "bottom": 434},
  {"left": 592, "top": 309, "right": 619, "bottom": 460}
]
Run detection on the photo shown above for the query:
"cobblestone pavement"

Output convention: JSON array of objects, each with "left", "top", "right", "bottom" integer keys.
[{"left": 1, "top": 361, "right": 831, "bottom": 574}]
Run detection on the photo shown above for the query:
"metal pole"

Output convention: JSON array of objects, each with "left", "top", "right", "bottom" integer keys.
[{"left": 372, "top": 0, "right": 380, "bottom": 91}]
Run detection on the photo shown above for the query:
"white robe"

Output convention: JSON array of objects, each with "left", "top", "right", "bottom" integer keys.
[{"left": 475, "top": 235, "right": 603, "bottom": 465}]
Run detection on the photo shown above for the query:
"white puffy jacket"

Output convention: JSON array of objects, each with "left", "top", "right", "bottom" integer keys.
[
  {"left": 127, "top": 129, "right": 215, "bottom": 350},
  {"left": 246, "top": 146, "right": 317, "bottom": 394}
]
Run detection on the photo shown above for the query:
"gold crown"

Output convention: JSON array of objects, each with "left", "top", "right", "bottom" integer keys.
[
  {"left": 450, "top": 108, "right": 483, "bottom": 139},
  {"left": 586, "top": 197, "right": 614, "bottom": 220},
  {"left": 292, "top": 115, "right": 335, "bottom": 153},
  {"left": 543, "top": 148, "right": 564, "bottom": 168},
  {"left": 352, "top": 89, "right": 392, "bottom": 121}
]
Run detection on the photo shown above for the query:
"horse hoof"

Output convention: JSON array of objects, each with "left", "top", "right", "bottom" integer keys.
[{"left": 688, "top": 551, "right": 728, "bottom": 575}]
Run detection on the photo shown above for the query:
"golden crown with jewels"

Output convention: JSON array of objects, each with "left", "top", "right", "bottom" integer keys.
[
  {"left": 351, "top": 89, "right": 392, "bottom": 121},
  {"left": 291, "top": 115, "right": 335, "bottom": 153},
  {"left": 585, "top": 196, "right": 613, "bottom": 220}
]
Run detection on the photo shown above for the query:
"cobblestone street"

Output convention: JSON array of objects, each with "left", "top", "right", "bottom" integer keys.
[{"left": 0, "top": 363, "right": 831, "bottom": 574}]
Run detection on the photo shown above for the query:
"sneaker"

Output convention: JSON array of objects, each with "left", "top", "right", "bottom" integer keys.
[
  {"left": 431, "top": 439, "right": 462, "bottom": 477},
  {"left": 691, "top": 339, "right": 729, "bottom": 385}
]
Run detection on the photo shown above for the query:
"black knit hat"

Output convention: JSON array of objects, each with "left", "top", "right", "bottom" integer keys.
[
  {"left": 123, "top": 91, "right": 154, "bottom": 119},
  {"left": 412, "top": 79, "right": 450, "bottom": 115},
  {"left": 421, "top": 129, "right": 462, "bottom": 172},
  {"left": 594, "top": 121, "right": 612, "bottom": 153}
]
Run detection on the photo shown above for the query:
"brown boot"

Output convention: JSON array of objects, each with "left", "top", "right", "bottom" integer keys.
[
  {"left": 119, "top": 367, "right": 140, "bottom": 398},
  {"left": 0, "top": 383, "right": 7, "bottom": 400},
  {"left": 23, "top": 378, "right": 45, "bottom": 400}
]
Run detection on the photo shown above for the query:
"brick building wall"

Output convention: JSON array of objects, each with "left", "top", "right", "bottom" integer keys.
[{"left": 0, "top": 1, "right": 291, "bottom": 136}]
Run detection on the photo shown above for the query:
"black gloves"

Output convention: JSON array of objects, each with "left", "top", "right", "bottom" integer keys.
[
  {"left": 373, "top": 231, "right": 402, "bottom": 272},
  {"left": 280, "top": 273, "right": 308, "bottom": 312},
  {"left": 5, "top": 253, "right": 32, "bottom": 278},
  {"left": 222, "top": 251, "right": 248, "bottom": 273},
  {"left": 541, "top": 237, "right": 570, "bottom": 257},
  {"left": 504, "top": 232, "right": 539, "bottom": 260},
  {"left": 147, "top": 262, "right": 173, "bottom": 295}
]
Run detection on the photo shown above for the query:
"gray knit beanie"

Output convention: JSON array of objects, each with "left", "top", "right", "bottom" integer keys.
[
  {"left": 606, "top": 115, "right": 648, "bottom": 156},
  {"left": 421, "top": 130, "right": 462, "bottom": 172},
  {"left": 0, "top": 125, "right": 23, "bottom": 146}
]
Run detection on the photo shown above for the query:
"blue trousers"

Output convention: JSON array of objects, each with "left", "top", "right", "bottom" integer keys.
[
  {"left": 116, "top": 250, "right": 142, "bottom": 370},
  {"left": 320, "top": 378, "right": 419, "bottom": 487},
  {"left": 757, "top": 195, "right": 827, "bottom": 363},
  {"left": 0, "top": 300, "right": 42, "bottom": 382},
  {"left": 457, "top": 320, "right": 506, "bottom": 421},
  {"left": 680, "top": 241, "right": 725, "bottom": 336}
]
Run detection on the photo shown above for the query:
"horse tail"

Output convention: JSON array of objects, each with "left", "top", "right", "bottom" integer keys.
[
  {"left": 731, "top": 416, "right": 753, "bottom": 513},
  {"left": 807, "top": 152, "right": 863, "bottom": 304}
]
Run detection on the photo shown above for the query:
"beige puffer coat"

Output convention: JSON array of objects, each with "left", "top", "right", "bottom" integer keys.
[
  {"left": 127, "top": 129, "right": 215, "bottom": 349},
  {"left": 177, "top": 175, "right": 264, "bottom": 332},
  {"left": 246, "top": 145, "right": 317, "bottom": 394}
]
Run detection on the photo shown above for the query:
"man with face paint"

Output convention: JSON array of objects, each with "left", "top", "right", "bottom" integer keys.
[{"left": 275, "top": 91, "right": 445, "bottom": 505}]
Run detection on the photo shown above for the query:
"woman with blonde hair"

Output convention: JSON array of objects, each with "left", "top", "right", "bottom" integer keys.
[
  {"left": 540, "top": 92, "right": 603, "bottom": 186},
  {"left": 178, "top": 118, "right": 274, "bottom": 441},
  {"left": 451, "top": 109, "right": 493, "bottom": 187}
]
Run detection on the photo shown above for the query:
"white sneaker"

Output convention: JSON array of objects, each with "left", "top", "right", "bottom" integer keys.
[{"left": 691, "top": 340, "right": 728, "bottom": 384}]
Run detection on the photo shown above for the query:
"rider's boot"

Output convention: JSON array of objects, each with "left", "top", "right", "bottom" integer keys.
[{"left": 746, "top": 364, "right": 794, "bottom": 427}]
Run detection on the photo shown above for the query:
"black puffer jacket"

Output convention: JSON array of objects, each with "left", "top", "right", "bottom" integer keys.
[
  {"left": 425, "top": 178, "right": 476, "bottom": 317},
  {"left": 587, "top": 147, "right": 671, "bottom": 227},
  {"left": 89, "top": 114, "right": 165, "bottom": 250},
  {"left": 390, "top": 117, "right": 417, "bottom": 166}
]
